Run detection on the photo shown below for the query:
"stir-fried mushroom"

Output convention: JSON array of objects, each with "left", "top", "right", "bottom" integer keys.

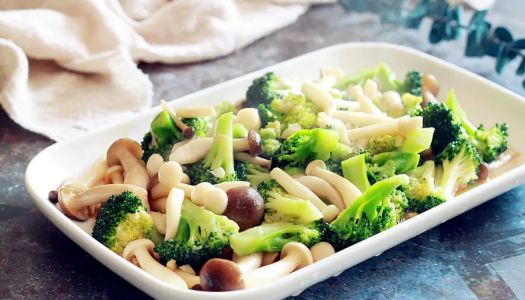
[
  {"left": 348, "top": 85, "right": 383, "bottom": 115},
  {"left": 103, "top": 165, "right": 124, "bottom": 184},
  {"left": 157, "top": 161, "right": 194, "bottom": 198},
  {"left": 160, "top": 100, "right": 195, "bottom": 138},
  {"left": 58, "top": 182, "right": 148, "bottom": 221},
  {"left": 123, "top": 239, "right": 187, "bottom": 288},
  {"left": 301, "top": 81, "right": 336, "bottom": 112},
  {"left": 146, "top": 154, "right": 164, "bottom": 177},
  {"left": 234, "top": 152, "right": 271, "bottom": 169},
  {"left": 199, "top": 252, "right": 264, "bottom": 291},
  {"left": 149, "top": 211, "right": 166, "bottom": 234},
  {"left": 332, "top": 111, "right": 393, "bottom": 127},
  {"left": 166, "top": 260, "right": 200, "bottom": 288},
  {"left": 164, "top": 188, "right": 184, "bottom": 241},
  {"left": 224, "top": 186, "right": 265, "bottom": 231},
  {"left": 346, "top": 116, "right": 422, "bottom": 140},
  {"left": 236, "top": 108, "right": 261, "bottom": 131},
  {"left": 169, "top": 137, "right": 256, "bottom": 164},
  {"left": 107, "top": 138, "right": 149, "bottom": 189},
  {"left": 305, "top": 160, "right": 362, "bottom": 208},
  {"left": 294, "top": 176, "right": 345, "bottom": 210},
  {"left": 76, "top": 156, "right": 108, "bottom": 187},
  {"left": 175, "top": 106, "right": 217, "bottom": 118},
  {"left": 310, "top": 242, "right": 335, "bottom": 262},
  {"left": 270, "top": 168, "right": 339, "bottom": 222}
]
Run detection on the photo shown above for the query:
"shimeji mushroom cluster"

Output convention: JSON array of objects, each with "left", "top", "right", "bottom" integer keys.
[{"left": 53, "top": 63, "right": 510, "bottom": 292}]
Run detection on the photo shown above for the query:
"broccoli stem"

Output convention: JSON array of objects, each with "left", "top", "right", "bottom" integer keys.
[
  {"left": 204, "top": 112, "right": 234, "bottom": 176},
  {"left": 341, "top": 154, "right": 371, "bottom": 192},
  {"left": 332, "top": 175, "right": 409, "bottom": 226},
  {"left": 399, "top": 128, "right": 435, "bottom": 153}
]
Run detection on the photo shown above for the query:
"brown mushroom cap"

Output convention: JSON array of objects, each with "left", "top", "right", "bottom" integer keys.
[
  {"left": 200, "top": 258, "right": 244, "bottom": 291},
  {"left": 224, "top": 187, "right": 265, "bottom": 231},
  {"left": 107, "top": 138, "right": 143, "bottom": 166},
  {"left": 280, "top": 242, "right": 313, "bottom": 270}
]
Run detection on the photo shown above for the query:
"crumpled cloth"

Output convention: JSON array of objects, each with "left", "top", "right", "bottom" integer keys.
[{"left": 0, "top": 0, "right": 326, "bottom": 141}]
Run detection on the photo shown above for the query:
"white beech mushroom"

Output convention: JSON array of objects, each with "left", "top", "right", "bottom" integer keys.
[
  {"left": 107, "top": 138, "right": 149, "bottom": 189},
  {"left": 190, "top": 182, "right": 215, "bottom": 206},
  {"left": 301, "top": 81, "right": 336, "bottom": 112},
  {"left": 335, "top": 100, "right": 360, "bottom": 111},
  {"left": 233, "top": 252, "right": 263, "bottom": 274},
  {"left": 363, "top": 79, "right": 382, "bottom": 100},
  {"left": 149, "top": 211, "right": 166, "bottom": 234},
  {"left": 261, "top": 252, "right": 280, "bottom": 266},
  {"left": 214, "top": 181, "right": 251, "bottom": 191},
  {"left": 203, "top": 187, "right": 229, "bottom": 215},
  {"left": 164, "top": 188, "right": 184, "bottom": 241},
  {"left": 236, "top": 108, "right": 261, "bottom": 131},
  {"left": 76, "top": 156, "right": 108, "bottom": 187},
  {"left": 346, "top": 116, "right": 423, "bottom": 140},
  {"left": 166, "top": 261, "right": 200, "bottom": 288},
  {"left": 123, "top": 239, "right": 187, "bottom": 289},
  {"left": 175, "top": 106, "right": 217, "bottom": 118},
  {"left": 157, "top": 161, "right": 194, "bottom": 198},
  {"left": 169, "top": 137, "right": 254, "bottom": 164},
  {"left": 103, "top": 165, "right": 124, "bottom": 184},
  {"left": 310, "top": 242, "right": 335, "bottom": 262},
  {"left": 58, "top": 182, "right": 148, "bottom": 221},
  {"left": 234, "top": 152, "right": 272, "bottom": 169},
  {"left": 146, "top": 154, "right": 164, "bottom": 177},
  {"left": 332, "top": 111, "right": 393, "bottom": 127},
  {"left": 305, "top": 160, "right": 362, "bottom": 208},
  {"left": 150, "top": 197, "right": 167, "bottom": 213},
  {"left": 294, "top": 176, "right": 345, "bottom": 210},
  {"left": 280, "top": 123, "right": 302, "bottom": 139},
  {"left": 348, "top": 85, "right": 383, "bottom": 115},
  {"left": 320, "top": 67, "right": 344, "bottom": 81},
  {"left": 380, "top": 91, "right": 404, "bottom": 117},
  {"left": 270, "top": 168, "right": 339, "bottom": 222}
]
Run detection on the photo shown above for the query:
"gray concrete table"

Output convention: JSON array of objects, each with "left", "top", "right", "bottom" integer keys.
[{"left": 1, "top": 2, "right": 525, "bottom": 299}]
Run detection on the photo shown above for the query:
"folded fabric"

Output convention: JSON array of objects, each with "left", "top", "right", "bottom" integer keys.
[{"left": 0, "top": 0, "right": 320, "bottom": 141}]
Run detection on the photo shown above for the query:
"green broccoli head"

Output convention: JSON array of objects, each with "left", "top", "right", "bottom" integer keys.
[
  {"left": 258, "top": 103, "right": 278, "bottom": 126},
  {"left": 141, "top": 110, "right": 183, "bottom": 161},
  {"left": 401, "top": 93, "right": 423, "bottom": 116},
  {"left": 436, "top": 139, "right": 481, "bottom": 199},
  {"left": 401, "top": 71, "right": 422, "bottom": 96},
  {"left": 326, "top": 175, "right": 409, "bottom": 250},
  {"left": 256, "top": 179, "right": 282, "bottom": 201},
  {"left": 270, "top": 93, "right": 319, "bottom": 130},
  {"left": 367, "top": 151, "right": 420, "bottom": 184},
  {"left": 229, "top": 221, "right": 325, "bottom": 256},
  {"left": 155, "top": 200, "right": 239, "bottom": 266},
  {"left": 405, "top": 161, "right": 447, "bottom": 213},
  {"left": 366, "top": 135, "right": 401, "bottom": 155},
  {"left": 182, "top": 117, "right": 208, "bottom": 137},
  {"left": 264, "top": 189, "right": 323, "bottom": 225},
  {"left": 445, "top": 90, "right": 509, "bottom": 162},
  {"left": 245, "top": 72, "right": 288, "bottom": 107},
  {"left": 416, "top": 102, "right": 463, "bottom": 155},
  {"left": 92, "top": 191, "right": 153, "bottom": 255},
  {"left": 275, "top": 128, "right": 340, "bottom": 169}
]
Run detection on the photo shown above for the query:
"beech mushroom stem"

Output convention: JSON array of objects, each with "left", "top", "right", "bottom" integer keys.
[
  {"left": 123, "top": 239, "right": 187, "bottom": 289},
  {"left": 243, "top": 242, "right": 313, "bottom": 289}
]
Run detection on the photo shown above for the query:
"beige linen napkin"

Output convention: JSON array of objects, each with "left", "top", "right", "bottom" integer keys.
[{"left": 0, "top": 0, "right": 325, "bottom": 141}]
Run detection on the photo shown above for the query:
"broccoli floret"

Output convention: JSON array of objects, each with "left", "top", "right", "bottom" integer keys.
[
  {"left": 275, "top": 128, "right": 340, "bottom": 169},
  {"left": 233, "top": 123, "right": 248, "bottom": 138},
  {"left": 416, "top": 102, "right": 463, "bottom": 155},
  {"left": 245, "top": 163, "right": 272, "bottom": 187},
  {"left": 229, "top": 221, "right": 325, "bottom": 256},
  {"left": 258, "top": 103, "right": 278, "bottom": 126},
  {"left": 401, "top": 93, "right": 423, "bottom": 116},
  {"left": 336, "top": 63, "right": 402, "bottom": 91},
  {"left": 259, "top": 120, "right": 282, "bottom": 140},
  {"left": 261, "top": 139, "right": 281, "bottom": 158},
  {"left": 245, "top": 72, "right": 289, "bottom": 107},
  {"left": 215, "top": 101, "right": 236, "bottom": 116},
  {"left": 405, "top": 161, "right": 446, "bottom": 213},
  {"left": 256, "top": 179, "right": 282, "bottom": 201},
  {"left": 401, "top": 71, "right": 422, "bottom": 96},
  {"left": 182, "top": 118, "right": 208, "bottom": 137},
  {"left": 367, "top": 151, "right": 420, "bottom": 183},
  {"left": 366, "top": 135, "right": 401, "bottom": 155},
  {"left": 325, "top": 175, "right": 410, "bottom": 250},
  {"left": 342, "top": 153, "right": 371, "bottom": 192},
  {"left": 436, "top": 139, "right": 481, "bottom": 199},
  {"left": 264, "top": 189, "right": 323, "bottom": 225},
  {"left": 92, "top": 191, "right": 153, "bottom": 255},
  {"left": 141, "top": 111, "right": 183, "bottom": 161},
  {"left": 155, "top": 200, "right": 239, "bottom": 266},
  {"left": 270, "top": 93, "right": 319, "bottom": 130},
  {"left": 445, "top": 90, "right": 509, "bottom": 162},
  {"left": 186, "top": 112, "right": 239, "bottom": 184}
]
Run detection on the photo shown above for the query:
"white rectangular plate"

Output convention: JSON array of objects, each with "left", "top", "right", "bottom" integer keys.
[{"left": 26, "top": 43, "right": 525, "bottom": 299}]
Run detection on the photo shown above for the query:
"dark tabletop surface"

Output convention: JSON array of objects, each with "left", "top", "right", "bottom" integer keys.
[{"left": 1, "top": 2, "right": 525, "bottom": 299}]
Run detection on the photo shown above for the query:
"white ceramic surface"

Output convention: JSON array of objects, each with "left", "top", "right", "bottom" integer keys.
[{"left": 25, "top": 43, "right": 525, "bottom": 299}]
